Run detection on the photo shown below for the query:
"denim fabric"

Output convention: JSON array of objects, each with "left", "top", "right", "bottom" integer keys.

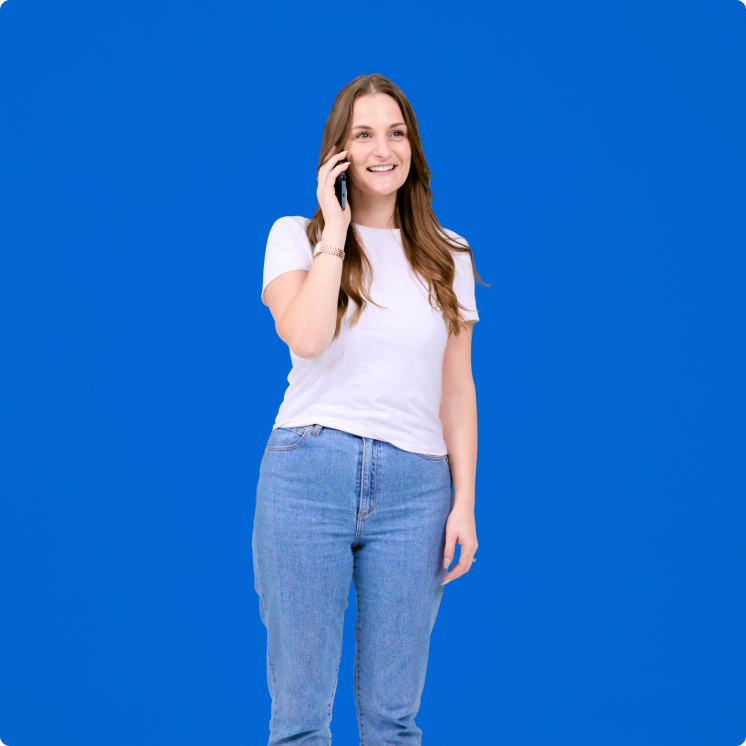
[{"left": 252, "top": 423, "right": 454, "bottom": 745}]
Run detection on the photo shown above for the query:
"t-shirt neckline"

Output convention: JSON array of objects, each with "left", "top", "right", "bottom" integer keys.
[{"left": 353, "top": 223, "right": 401, "bottom": 233}]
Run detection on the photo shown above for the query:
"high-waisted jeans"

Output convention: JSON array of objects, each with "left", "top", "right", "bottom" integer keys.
[{"left": 252, "top": 423, "right": 454, "bottom": 746}]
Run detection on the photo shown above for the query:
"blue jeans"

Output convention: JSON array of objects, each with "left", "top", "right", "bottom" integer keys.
[{"left": 252, "top": 423, "right": 453, "bottom": 745}]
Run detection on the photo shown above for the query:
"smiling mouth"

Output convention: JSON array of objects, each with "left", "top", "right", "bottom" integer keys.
[{"left": 367, "top": 165, "right": 397, "bottom": 173}]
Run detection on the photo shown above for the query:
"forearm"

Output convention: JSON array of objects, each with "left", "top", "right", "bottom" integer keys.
[
  {"left": 439, "top": 382, "right": 477, "bottom": 509},
  {"left": 279, "top": 225, "right": 347, "bottom": 358}
]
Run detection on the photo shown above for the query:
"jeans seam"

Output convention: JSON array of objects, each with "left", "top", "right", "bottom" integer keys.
[
  {"left": 368, "top": 439, "right": 378, "bottom": 515},
  {"left": 391, "top": 442, "right": 449, "bottom": 460},
  {"left": 265, "top": 425, "right": 313, "bottom": 451},
  {"left": 254, "top": 541, "right": 278, "bottom": 734},
  {"left": 327, "top": 634, "right": 343, "bottom": 733},
  {"left": 356, "top": 438, "right": 377, "bottom": 518},
  {"left": 355, "top": 586, "right": 365, "bottom": 746}
]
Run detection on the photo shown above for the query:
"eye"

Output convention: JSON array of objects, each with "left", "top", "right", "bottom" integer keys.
[
  {"left": 355, "top": 132, "right": 370, "bottom": 139},
  {"left": 393, "top": 130, "right": 405, "bottom": 137}
]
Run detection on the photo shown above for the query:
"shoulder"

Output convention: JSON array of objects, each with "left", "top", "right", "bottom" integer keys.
[
  {"left": 268, "top": 215, "right": 312, "bottom": 239},
  {"left": 270, "top": 215, "right": 311, "bottom": 232},
  {"left": 439, "top": 226, "right": 470, "bottom": 252},
  {"left": 440, "top": 226, "right": 466, "bottom": 242},
  {"left": 439, "top": 227, "right": 472, "bottom": 271}
]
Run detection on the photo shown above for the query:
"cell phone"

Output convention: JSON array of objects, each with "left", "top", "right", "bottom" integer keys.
[{"left": 334, "top": 158, "right": 347, "bottom": 210}]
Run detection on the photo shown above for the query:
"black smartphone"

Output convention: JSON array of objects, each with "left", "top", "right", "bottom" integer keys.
[{"left": 334, "top": 157, "right": 347, "bottom": 210}]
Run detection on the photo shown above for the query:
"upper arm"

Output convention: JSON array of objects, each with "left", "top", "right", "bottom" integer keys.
[
  {"left": 442, "top": 232, "right": 479, "bottom": 395},
  {"left": 450, "top": 241, "right": 479, "bottom": 324},
  {"left": 442, "top": 321, "right": 475, "bottom": 396},
  {"left": 261, "top": 215, "right": 314, "bottom": 336},
  {"left": 264, "top": 269, "right": 309, "bottom": 331}
]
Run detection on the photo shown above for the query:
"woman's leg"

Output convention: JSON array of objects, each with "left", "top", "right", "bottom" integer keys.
[
  {"left": 252, "top": 425, "right": 360, "bottom": 746},
  {"left": 351, "top": 439, "right": 453, "bottom": 745}
]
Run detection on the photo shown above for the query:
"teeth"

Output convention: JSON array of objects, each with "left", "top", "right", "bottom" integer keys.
[{"left": 368, "top": 165, "right": 395, "bottom": 172}]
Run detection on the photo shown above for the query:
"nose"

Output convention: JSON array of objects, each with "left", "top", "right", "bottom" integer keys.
[{"left": 371, "top": 138, "right": 392, "bottom": 160}]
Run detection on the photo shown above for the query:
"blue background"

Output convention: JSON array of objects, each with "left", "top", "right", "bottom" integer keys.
[{"left": 1, "top": 0, "right": 744, "bottom": 744}]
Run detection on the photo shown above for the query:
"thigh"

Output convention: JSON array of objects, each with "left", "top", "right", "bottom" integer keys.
[
  {"left": 352, "top": 444, "right": 453, "bottom": 724},
  {"left": 252, "top": 425, "right": 360, "bottom": 718},
  {"left": 355, "top": 443, "right": 453, "bottom": 599}
]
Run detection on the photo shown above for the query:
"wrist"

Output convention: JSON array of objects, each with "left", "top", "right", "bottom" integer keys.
[
  {"left": 452, "top": 492, "right": 475, "bottom": 510},
  {"left": 322, "top": 225, "right": 348, "bottom": 249}
]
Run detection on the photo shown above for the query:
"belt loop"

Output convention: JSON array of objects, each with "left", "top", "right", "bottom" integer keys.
[{"left": 312, "top": 423, "right": 322, "bottom": 436}]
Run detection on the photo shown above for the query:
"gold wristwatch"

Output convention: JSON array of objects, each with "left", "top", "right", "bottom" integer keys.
[{"left": 313, "top": 241, "right": 345, "bottom": 261}]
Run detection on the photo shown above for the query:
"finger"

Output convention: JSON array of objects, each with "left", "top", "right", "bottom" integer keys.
[
  {"left": 322, "top": 160, "right": 350, "bottom": 188},
  {"left": 443, "top": 535, "right": 457, "bottom": 570},
  {"left": 319, "top": 149, "right": 348, "bottom": 177},
  {"left": 316, "top": 153, "right": 347, "bottom": 190},
  {"left": 317, "top": 163, "right": 351, "bottom": 201},
  {"left": 442, "top": 555, "right": 472, "bottom": 584},
  {"left": 442, "top": 544, "right": 477, "bottom": 584}
]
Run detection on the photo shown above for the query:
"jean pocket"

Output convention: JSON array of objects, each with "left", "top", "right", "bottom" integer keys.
[
  {"left": 265, "top": 425, "right": 313, "bottom": 452},
  {"left": 413, "top": 452, "right": 449, "bottom": 461}
]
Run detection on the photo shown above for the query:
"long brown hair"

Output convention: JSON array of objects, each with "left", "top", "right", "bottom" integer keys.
[{"left": 306, "top": 73, "right": 489, "bottom": 339}]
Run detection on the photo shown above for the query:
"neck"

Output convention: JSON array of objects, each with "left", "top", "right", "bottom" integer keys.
[{"left": 348, "top": 183, "right": 398, "bottom": 230}]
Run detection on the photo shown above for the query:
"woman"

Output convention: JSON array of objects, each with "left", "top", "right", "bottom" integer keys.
[{"left": 253, "top": 73, "right": 485, "bottom": 746}]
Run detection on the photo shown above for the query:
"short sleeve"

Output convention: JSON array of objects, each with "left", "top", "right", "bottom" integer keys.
[
  {"left": 450, "top": 239, "right": 479, "bottom": 323},
  {"left": 261, "top": 216, "right": 314, "bottom": 306}
]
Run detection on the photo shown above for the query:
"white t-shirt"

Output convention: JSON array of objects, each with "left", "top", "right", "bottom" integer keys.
[{"left": 261, "top": 216, "right": 479, "bottom": 456}]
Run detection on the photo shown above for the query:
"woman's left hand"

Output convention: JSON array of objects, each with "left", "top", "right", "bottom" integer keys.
[{"left": 442, "top": 503, "right": 478, "bottom": 585}]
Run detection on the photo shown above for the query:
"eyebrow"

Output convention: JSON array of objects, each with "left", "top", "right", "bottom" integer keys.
[{"left": 351, "top": 122, "right": 406, "bottom": 130}]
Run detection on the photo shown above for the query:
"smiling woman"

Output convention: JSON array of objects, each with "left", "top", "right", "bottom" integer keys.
[{"left": 252, "top": 72, "right": 488, "bottom": 746}]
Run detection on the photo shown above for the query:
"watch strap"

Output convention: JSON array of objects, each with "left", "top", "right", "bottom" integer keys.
[{"left": 313, "top": 241, "right": 345, "bottom": 261}]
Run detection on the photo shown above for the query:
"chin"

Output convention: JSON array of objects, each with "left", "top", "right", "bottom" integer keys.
[{"left": 371, "top": 177, "right": 406, "bottom": 191}]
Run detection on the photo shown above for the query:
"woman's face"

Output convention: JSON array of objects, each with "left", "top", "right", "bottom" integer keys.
[{"left": 344, "top": 93, "right": 412, "bottom": 198}]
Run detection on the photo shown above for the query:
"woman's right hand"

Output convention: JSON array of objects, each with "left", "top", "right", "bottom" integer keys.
[{"left": 317, "top": 145, "right": 351, "bottom": 233}]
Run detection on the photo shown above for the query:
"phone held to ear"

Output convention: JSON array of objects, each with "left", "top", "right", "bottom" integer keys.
[{"left": 334, "top": 157, "right": 347, "bottom": 210}]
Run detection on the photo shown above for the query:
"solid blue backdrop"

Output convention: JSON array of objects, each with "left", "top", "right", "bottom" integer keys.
[{"left": 1, "top": 1, "right": 744, "bottom": 744}]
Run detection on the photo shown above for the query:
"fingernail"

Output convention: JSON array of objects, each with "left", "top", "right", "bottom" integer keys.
[{"left": 441, "top": 579, "right": 451, "bottom": 586}]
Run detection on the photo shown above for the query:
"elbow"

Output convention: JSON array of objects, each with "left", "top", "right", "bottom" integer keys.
[
  {"left": 293, "top": 330, "right": 332, "bottom": 359},
  {"left": 278, "top": 323, "right": 326, "bottom": 360},
  {"left": 276, "top": 310, "right": 334, "bottom": 360},
  {"left": 297, "top": 333, "right": 331, "bottom": 359},
  {"left": 291, "top": 341, "right": 322, "bottom": 360}
]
